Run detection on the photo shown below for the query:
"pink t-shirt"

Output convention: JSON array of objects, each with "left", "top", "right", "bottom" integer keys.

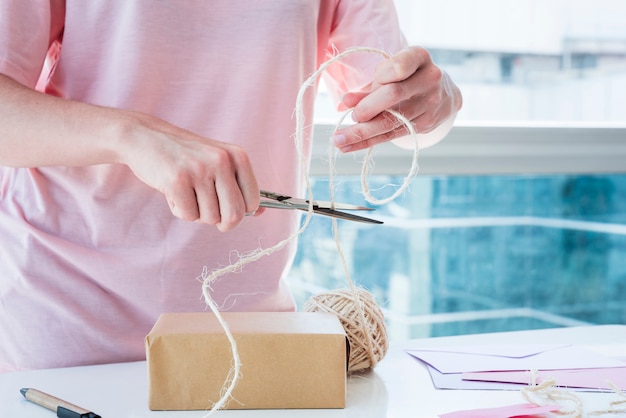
[{"left": 0, "top": 1, "right": 405, "bottom": 371}]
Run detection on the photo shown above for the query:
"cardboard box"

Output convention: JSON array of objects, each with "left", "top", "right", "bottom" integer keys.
[{"left": 145, "top": 312, "right": 347, "bottom": 410}]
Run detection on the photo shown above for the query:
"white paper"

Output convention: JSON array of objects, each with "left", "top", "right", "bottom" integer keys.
[{"left": 406, "top": 344, "right": 626, "bottom": 374}]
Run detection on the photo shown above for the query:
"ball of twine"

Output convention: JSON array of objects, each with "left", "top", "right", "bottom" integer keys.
[{"left": 304, "top": 287, "right": 389, "bottom": 373}]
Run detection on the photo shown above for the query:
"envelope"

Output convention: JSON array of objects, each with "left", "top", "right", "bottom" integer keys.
[
  {"left": 425, "top": 364, "right": 527, "bottom": 391},
  {"left": 463, "top": 368, "right": 626, "bottom": 391},
  {"left": 406, "top": 344, "right": 626, "bottom": 374}
]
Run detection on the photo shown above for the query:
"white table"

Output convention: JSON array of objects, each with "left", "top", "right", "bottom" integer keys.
[{"left": 1, "top": 325, "right": 624, "bottom": 417}]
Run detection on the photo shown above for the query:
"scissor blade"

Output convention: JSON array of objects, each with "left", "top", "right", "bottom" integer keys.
[
  {"left": 307, "top": 207, "right": 383, "bottom": 224},
  {"left": 259, "top": 190, "right": 382, "bottom": 224},
  {"left": 259, "top": 200, "right": 298, "bottom": 210},
  {"left": 306, "top": 199, "right": 374, "bottom": 211},
  {"left": 260, "top": 190, "right": 373, "bottom": 211}
]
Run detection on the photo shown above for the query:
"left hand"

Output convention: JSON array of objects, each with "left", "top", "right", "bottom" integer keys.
[{"left": 331, "top": 46, "right": 462, "bottom": 153}]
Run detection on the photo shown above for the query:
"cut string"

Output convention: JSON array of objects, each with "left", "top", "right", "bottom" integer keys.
[
  {"left": 522, "top": 372, "right": 584, "bottom": 417},
  {"left": 324, "top": 107, "right": 417, "bottom": 371},
  {"left": 198, "top": 46, "right": 420, "bottom": 415},
  {"left": 588, "top": 382, "right": 626, "bottom": 416},
  {"left": 522, "top": 370, "right": 626, "bottom": 417}
]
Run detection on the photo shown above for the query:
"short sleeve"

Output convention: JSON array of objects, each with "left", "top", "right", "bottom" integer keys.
[
  {"left": 0, "top": 0, "right": 65, "bottom": 88},
  {"left": 322, "top": 0, "right": 408, "bottom": 102}
]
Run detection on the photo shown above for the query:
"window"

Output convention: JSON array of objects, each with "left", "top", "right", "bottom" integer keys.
[
  {"left": 294, "top": 1, "right": 626, "bottom": 340},
  {"left": 394, "top": 0, "right": 626, "bottom": 123}
]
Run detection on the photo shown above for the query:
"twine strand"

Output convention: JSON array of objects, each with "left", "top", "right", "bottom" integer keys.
[
  {"left": 522, "top": 370, "right": 626, "bottom": 417},
  {"left": 200, "top": 46, "right": 420, "bottom": 414},
  {"left": 522, "top": 372, "right": 584, "bottom": 417}
]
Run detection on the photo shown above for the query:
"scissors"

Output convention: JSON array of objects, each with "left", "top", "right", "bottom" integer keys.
[{"left": 258, "top": 190, "right": 383, "bottom": 224}]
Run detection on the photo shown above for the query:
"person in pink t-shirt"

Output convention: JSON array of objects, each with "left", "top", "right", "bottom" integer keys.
[{"left": 0, "top": 1, "right": 461, "bottom": 371}]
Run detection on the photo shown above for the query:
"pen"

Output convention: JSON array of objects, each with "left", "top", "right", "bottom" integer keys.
[{"left": 20, "top": 388, "right": 101, "bottom": 418}]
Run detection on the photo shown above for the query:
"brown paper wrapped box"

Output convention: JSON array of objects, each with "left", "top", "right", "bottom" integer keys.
[{"left": 145, "top": 311, "right": 347, "bottom": 410}]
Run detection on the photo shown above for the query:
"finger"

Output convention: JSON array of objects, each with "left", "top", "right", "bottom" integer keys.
[
  {"left": 352, "top": 48, "right": 438, "bottom": 123},
  {"left": 194, "top": 181, "right": 221, "bottom": 225},
  {"left": 214, "top": 178, "right": 246, "bottom": 232},
  {"left": 213, "top": 145, "right": 259, "bottom": 231},
  {"left": 228, "top": 145, "right": 260, "bottom": 214},
  {"left": 334, "top": 111, "right": 418, "bottom": 153},
  {"left": 166, "top": 186, "right": 201, "bottom": 222},
  {"left": 246, "top": 206, "right": 266, "bottom": 217},
  {"left": 341, "top": 90, "right": 370, "bottom": 109},
  {"left": 374, "top": 46, "right": 431, "bottom": 85},
  {"left": 333, "top": 89, "right": 428, "bottom": 148},
  {"left": 352, "top": 64, "right": 443, "bottom": 124},
  {"left": 338, "top": 104, "right": 453, "bottom": 154},
  {"left": 351, "top": 83, "right": 409, "bottom": 124},
  {"left": 339, "top": 121, "right": 420, "bottom": 153}
]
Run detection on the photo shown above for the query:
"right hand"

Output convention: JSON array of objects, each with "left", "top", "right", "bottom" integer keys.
[
  {"left": 0, "top": 73, "right": 258, "bottom": 231},
  {"left": 119, "top": 112, "right": 260, "bottom": 232}
]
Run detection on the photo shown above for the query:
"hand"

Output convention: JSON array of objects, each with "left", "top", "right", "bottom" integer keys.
[
  {"left": 120, "top": 112, "right": 260, "bottom": 232},
  {"left": 0, "top": 73, "right": 258, "bottom": 231},
  {"left": 331, "top": 46, "right": 462, "bottom": 152}
]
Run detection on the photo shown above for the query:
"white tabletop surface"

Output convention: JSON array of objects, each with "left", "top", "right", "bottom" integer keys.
[{"left": 1, "top": 325, "right": 625, "bottom": 418}]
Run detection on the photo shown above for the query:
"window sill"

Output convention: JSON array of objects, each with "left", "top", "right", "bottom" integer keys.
[{"left": 310, "top": 122, "right": 626, "bottom": 176}]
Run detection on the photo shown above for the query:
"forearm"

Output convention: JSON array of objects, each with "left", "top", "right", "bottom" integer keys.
[
  {"left": 0, "top": 73, "right": 126, "bottom": 168},
  {"left": 0, "top": 73, "right": 260, "bottom": 230}
]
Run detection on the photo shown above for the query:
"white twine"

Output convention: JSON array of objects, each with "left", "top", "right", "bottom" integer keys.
[
  {"left": 199, "top": 46, "right": 420, "bottom": 415},
  {"left": 522, "top": 371, "right": 584, "bottom": 417},
  {"left": 522, "top": 370, "right": 626, "bottom": 417},
  {"left": 588, "top": 382, "right": 626, "bottom": 416}
]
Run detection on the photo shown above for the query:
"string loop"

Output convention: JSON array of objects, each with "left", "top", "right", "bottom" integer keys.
[{"left": 200, "top": 46, "right": 420, "bottom": 415}]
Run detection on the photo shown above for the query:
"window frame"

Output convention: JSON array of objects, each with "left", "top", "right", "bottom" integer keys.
[{"left": 310, "top": 123, "right": 626, "bottom": 177}]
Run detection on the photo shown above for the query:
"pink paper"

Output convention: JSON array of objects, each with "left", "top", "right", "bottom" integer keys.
[{"left": 439, "top": 403, "right": 560, "bottom": 418}]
